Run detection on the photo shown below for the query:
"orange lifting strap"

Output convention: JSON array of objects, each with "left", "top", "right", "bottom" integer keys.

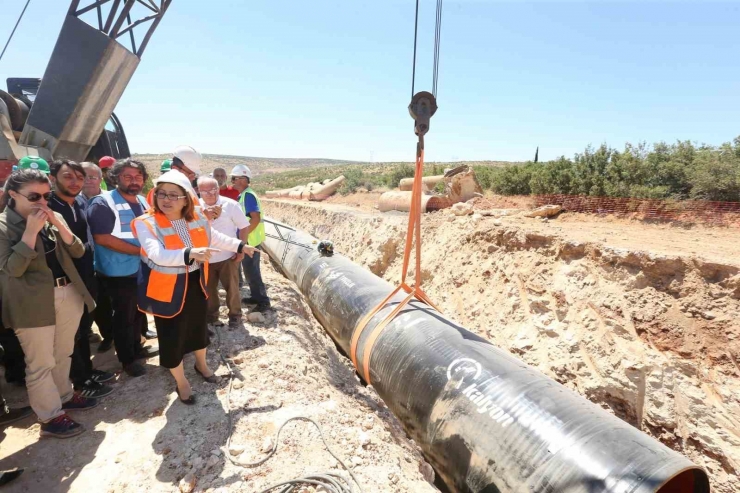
[{"left": 349, "top": 138, "right": 441, "bottom": 385}]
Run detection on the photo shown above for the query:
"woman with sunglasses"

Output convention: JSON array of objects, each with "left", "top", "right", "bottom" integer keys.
[
  {"left": 0, "top": 169, "right": 97, "bottom": 439},
  {"left": 133, "top": 171, "right": 256, "bottom": 404}
]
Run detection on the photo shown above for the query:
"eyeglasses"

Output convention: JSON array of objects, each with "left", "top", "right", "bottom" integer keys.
[
  {"left": 119, "top": 174, "right": 144, "bottom": 183},
  {"left": 230, "top": 176, "right": 247, "bottom": 182},
  {"left": 200, "top": 189, "right": 219, "bottom": 196},
  {"left": 17, "top": 191, "right": 52, "bottom": 203},
  {"left": 84, "top": 175, "right": 101, "bottom": 182},
  {"left": 155, "top": 191, "right": 187, "bottom": 201}
]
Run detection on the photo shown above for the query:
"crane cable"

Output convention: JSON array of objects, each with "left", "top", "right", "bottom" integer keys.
[
  {"left": 350, "top": 0, "right": 444, "bottom": 385},
  {"left": 0, "top": 0, "right": 32, "bottom": 62}
]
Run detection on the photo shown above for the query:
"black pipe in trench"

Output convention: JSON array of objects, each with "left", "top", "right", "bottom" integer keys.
[{"left": 261, "top": 217, "right": 710, "bottom": 493}]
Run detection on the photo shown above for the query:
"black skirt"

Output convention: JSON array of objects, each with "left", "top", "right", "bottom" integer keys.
[{"left": 154, "top": 270, "right": 209, "bottom": 368}]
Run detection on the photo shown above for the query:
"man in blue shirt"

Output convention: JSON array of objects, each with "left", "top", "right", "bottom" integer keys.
[
  {"left": 87, "top": 159, "right": 158, "bottom": 377},
  {"left": 230, "top": 165, "right": 270, "bottom": 312}
]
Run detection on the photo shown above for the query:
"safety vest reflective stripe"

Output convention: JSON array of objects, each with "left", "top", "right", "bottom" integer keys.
[
  {"left": 101, "top": 190, "right": 147, "bottom": 240},
  {"left": 133, "top": 209, "right": 211, "bottom": 318}
]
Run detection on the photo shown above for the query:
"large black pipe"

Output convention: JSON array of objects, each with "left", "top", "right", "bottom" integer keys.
[{"left": 261, "top": 217, "right": 710, "bottom": 493}]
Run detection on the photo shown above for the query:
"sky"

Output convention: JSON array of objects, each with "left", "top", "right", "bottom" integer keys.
[{"left": 1, "top": 0, "right": 738, "bottom": 163}]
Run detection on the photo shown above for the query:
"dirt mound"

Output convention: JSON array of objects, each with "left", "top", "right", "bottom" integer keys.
[
  {"left": 0, "top": 260, "right": 436, "bottom": 493},
  {"left": 265, "top": 199, "right": 740, "bottom": 493}
]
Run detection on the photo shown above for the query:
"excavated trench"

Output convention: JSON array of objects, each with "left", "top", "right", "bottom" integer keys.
[{"left": 263, "top": 199, "right": 740, "bottom": 493}]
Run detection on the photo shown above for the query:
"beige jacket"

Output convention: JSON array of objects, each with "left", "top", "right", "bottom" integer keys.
[{"left": 0, "top": 207, "right": 95, "bottom": 329}]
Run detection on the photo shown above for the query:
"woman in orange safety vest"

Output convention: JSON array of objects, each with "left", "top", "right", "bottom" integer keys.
[{"left": 132, "top": 171, "right": 256, "bottom": 404}]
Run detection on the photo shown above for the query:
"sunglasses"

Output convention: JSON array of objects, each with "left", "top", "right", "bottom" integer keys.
[{"left": 18, "top": 191, "right": 52, "bottom": 203}]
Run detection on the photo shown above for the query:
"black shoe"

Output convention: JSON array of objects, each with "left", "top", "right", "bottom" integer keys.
[
  {"left": 253, "top": 304, "right": 272, "bottom": 313},
  {"left": 135, "top": 346, "right": 159, "bottom": 360},
  {"left": 143, "top": 330, "right": 158, "bottom": 340},
  {"left": 75, "top": 379, "right": 114, "bottom": 399},
  {"left": 0, "top": 468, "right": 24, "bottom": 486},
  {"left": 175, "top": 387, "right": 196, "bottom": 405},
  {"left": 87, "top": 332, "right": 102, "bottom": 344},
  {"left": 0, "top": 406, "right": 33, "bottom": 427},
  {"left": 123, "top": 362, "right": 147, "bottom": 377},
  {"left": 97, "top": 339, "right": 114, "bottom": 353},
  {"left": 90, "top": 369, "right": 115, "bottom": 383},
  {"left": 241, "top": 297, "right": 258, "bottom": 306},
  {"left": 194, "top": 365, "right": 221, "bottom": 384}
]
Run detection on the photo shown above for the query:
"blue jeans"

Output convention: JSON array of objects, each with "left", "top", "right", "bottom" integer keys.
[{"left": 241, "top": 249, "right": 269, "bottom": 305}]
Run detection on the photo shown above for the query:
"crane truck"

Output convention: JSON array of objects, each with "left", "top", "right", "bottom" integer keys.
[{"left": 0, "top": 0, "right": 171, "bottom": 182}]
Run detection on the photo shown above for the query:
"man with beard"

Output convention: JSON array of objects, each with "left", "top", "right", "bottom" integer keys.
[
  {"left": 49, "top": 160, "right": 115, "bottom": 397},
  {"left": 87, "top": 159, "right": 159, "bottom": 377},
  {"left": 213, "top": 167, "right": 239, "bottom": 201}
]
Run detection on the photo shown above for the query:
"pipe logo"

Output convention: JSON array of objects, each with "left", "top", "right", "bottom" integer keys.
[
  {"left": 447, "top": 358, "right": 482, "bottom": 389},
  {"left": 447, "top": 358, "right": 515, "bottom": 428}
]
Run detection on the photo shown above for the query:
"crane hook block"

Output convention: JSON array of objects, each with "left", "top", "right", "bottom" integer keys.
[{"left": 408, "top": 91, "right": 438, "bottom": 137}]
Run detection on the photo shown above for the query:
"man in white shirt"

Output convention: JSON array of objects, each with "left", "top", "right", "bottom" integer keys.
[{"left": 197, "top": 176, "right": 250, "bottom": 329}]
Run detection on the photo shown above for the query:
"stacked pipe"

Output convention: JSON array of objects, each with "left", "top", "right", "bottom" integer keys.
[
  {"left": 265, "top": 175, "right": 345, "bottom": 201},
  {"left": 378, "top": 165, "right": 483, "bottom": 213},
  {"left": 261, "top": 217, "right": 710, "bottom": 493}
]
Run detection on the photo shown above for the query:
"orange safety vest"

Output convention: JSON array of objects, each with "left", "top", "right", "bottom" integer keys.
[{"left": 132, "top": 210, "right": 211, "bottom": 318}]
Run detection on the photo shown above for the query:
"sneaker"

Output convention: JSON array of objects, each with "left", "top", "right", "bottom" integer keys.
[
  {"left": 75, "top": 380, "right": 114, "bottom": 399},
  {"left": 40, "top": 414, "right": 84, "bottom": 439},
  {"left": 87, "top": 332, "right": 102, "bottom": 344},
  {"left": 143, "top": 330, "right": 158, "bottom": 340},
  {"left": 0, "top": 406, "right": 33, "bottom": 427},
  {"left": 90, "top": 369, "right": 115, "bottom": 383},
  {"left": 97, "top": 339, "right": 114, "bottom": 353},
  {"left": 124, "top": 361, "right": 147, "bottom": 377},
  {"left": 228, "top": 316, "right": 243, "bottom": 330},
  {"left": 62, "top": 394, "right": 98, "bottom": 412},
  {"left": 135, "top": 346, "right": 159, "bottom": 359}
]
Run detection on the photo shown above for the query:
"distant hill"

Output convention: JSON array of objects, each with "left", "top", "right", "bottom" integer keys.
[
  {"left": 133, "top": 153, "right": 364, "bottom": 177},
  {"left": 133, "top": 153, "right": 520, "bottom": 179}
]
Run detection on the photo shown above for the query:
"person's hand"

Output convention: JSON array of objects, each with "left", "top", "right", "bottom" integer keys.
[
  {"left": 231, "top": 252, "right": 244, "bottom": 263},
  {"left": 25, "top": 208, "right": 49, "bottom": 235},
  {"left": 190, "top": 247, "right": 221, "bottom": 263},
  {"left": 36, "top": 204, "right": 61, "bottom": 228},
  {"left": 203, "top": 205, "right": 222, "bottom": 221},
  {"left": 243, "top": 246, "right": 257, "bottom": 258}
]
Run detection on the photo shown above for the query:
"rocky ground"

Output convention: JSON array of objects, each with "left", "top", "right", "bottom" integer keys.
[
  {"left": 0, "top": 261, "right": 438, "bottom": 493},
  {"left": 265, "top": 197, "right": 740, "bottom": 493}
]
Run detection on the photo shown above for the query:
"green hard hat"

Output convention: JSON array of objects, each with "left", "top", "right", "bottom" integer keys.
[
  {"left": 18, "top": 156, "right": 50, "bottom": 174},
  {"left": 160, "top": 159, "right": 172, "bottom": 172}
]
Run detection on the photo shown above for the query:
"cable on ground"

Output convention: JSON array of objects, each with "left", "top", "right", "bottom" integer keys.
[{"left": 213, "top": 326, "right": 364, "bottom": 493}]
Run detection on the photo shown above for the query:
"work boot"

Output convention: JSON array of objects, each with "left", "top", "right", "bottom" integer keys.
[
  {"left": 40, "top": 414, "right": 84, "bottom": 439},
  {"left": 143, "top": 330, "right": 158, "bottom": 340},
  {"left": 228, "top": 316, "right": 243, "bottom": 330},
  {"left": 87, "top": 332, "right": 102, "bottom": 344},
  {"left": 0, "top": 468, "right": 23, "bottom": 486},
  {"left": 0, "top": 406, "right": 33, "bottom": 427}
]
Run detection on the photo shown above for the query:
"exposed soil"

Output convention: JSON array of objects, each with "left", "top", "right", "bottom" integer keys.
[
  {"left": 0, "top": 262, "right": 438, "bottom": 493},
  {"left": 264, "top": 198, "right": 740, "bottom": 493}
]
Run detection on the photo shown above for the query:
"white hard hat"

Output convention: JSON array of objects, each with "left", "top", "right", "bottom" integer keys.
[
  {"left": 230, "top": 164, "right": 252, "bottom": 179},
  {"left": 155, "top": 170, "right": 197, "bottom": 200},
  {"left": 172, "top": 145, "right": 202, "bottom": 177}
]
